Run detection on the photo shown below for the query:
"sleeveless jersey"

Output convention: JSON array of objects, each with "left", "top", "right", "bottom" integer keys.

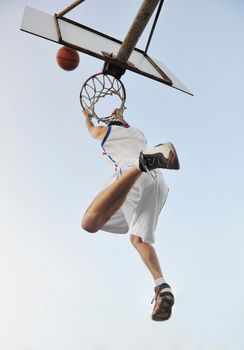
[{"left": 101, "top": 124, "right": 147, "bottom": 170}]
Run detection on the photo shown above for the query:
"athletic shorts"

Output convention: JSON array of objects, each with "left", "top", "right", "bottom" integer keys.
[{"left": 100, "top": 167, "right": 169, "bottom": 244}]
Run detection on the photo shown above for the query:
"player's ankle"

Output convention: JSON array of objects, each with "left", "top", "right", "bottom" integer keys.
[{"left": 155, "top": 277, "right": 166, "bottom": 287}]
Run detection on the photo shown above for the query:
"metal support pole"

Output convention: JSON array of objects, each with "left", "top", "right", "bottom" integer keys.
[
  {"left": 56, "top": 0, "right": 85, "bottom": 18},
  {"left": 145, "top": 0, "right": 164, "bottom": 54},
  {"left": 115, "top": 0, "right": 161, "bottom": 63}
]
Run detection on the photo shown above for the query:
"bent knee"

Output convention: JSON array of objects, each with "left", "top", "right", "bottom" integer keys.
[
  {"left": 130, "top": 234, "right": 142, "bottom": 247},
  {"left": 81, "top": 213, "right": 99, "bottom": 233}
]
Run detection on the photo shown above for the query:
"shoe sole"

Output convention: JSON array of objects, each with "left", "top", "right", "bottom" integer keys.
[
  {"left": 152, "top": 293, "right": 175, "bottom": 321},
  {"left": 146, "top": 143, "right": 180, "bottom": 170}
]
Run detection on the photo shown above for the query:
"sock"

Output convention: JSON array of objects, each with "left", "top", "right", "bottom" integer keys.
[
  {"left": 135, "top": 159, "right": 144, "bottom": 172},
  {"left": 155, "top": 277, "right": 166, "bottom": 287},
  {"left": 135, "top": 160, "right": 140, "bottom": 170}
]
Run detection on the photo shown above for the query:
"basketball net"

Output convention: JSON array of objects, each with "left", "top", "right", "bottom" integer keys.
[{"left": 80, "top": 73, "right": 126, "bottom": 124}]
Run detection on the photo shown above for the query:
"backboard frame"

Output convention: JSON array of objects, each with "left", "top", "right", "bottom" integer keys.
[
  {"left": 55, "top": 15, "right": 173, "bottom": 86},
  {"left": 20, "top": 5, "right": 193, "bottom": 96}
]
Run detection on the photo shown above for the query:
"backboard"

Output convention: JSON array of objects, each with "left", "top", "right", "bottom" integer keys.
[{"left": 20, "top": 6, "right": 193, "bottom": 96}]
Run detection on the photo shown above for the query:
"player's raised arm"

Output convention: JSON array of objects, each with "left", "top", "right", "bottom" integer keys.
[{"left": 82, "top": 110, "right": 107, "bottom": 140}]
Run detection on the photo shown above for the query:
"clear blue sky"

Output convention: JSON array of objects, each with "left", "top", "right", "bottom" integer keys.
[{"left": 1, "top": 0, "right": 244, "bottom": 349}]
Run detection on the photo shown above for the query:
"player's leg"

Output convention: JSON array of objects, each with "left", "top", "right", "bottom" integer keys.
[
  {"left": 82, "top": 166, "right": 141, "bottom": 233},
  {"left": 130, "top": 234, "right": 163, "bottom": 279},
  {"left": 82, "top": 142, "right": 179, "bottom": 233},
  {"left": 130, "top": 234, "right": 174, "bottom": 321}
]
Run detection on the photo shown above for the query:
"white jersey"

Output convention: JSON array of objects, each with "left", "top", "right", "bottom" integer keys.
[
  {"left": 101, "top": 124, "right": 147, "bottom": 170},
  {"left": 98, "top": 122, "right": 169, "bottom": 244}
]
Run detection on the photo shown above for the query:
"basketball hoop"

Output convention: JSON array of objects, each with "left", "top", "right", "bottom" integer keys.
[{"left": 80, "top": 73, "right": 126, "bottom": 124}]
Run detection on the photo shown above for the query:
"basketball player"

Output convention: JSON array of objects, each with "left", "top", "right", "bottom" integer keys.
[{"left": 81, "top": 108, "right": 179, "bottom": 321}]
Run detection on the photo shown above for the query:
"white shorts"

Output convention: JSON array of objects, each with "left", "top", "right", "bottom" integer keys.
[{"left": 100, "top": 168, "right": 169, "bottom": 244}]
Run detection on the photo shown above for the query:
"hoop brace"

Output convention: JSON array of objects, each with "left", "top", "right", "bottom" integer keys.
[
  {"left": 144, "top": 0, "right": 164, "bottom": 54},
  {"left": 56, "top": 0, "right": 86, "bottom": 18},
  {"left": 80, "top": 73, "right": 126, "bottom": 124}
]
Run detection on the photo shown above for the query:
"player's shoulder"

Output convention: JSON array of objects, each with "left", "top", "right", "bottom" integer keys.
[{"left": 93, "top": 125, "right": 108, "bottom": 140}]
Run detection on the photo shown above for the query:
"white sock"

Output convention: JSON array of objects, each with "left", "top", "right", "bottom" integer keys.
[
  {"left": 134, "top": 160, "right": 140, "bottom": 171},
  {"left": 155, "top": 277, "right": 166, "bottom": 287}
]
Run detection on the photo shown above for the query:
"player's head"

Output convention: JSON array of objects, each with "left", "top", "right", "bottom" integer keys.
[{"left": 100, "top": 108, "right": 127, "bottom": 125}]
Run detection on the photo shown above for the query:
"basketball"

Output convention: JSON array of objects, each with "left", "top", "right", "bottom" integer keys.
[{"left": 56, "top": 46, "right": 80, "bottom": 71}]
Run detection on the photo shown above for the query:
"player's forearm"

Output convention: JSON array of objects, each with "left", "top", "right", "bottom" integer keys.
[
  {"left": 83, "top": 110, "right": 106, "bottom": 139},
  {"left": 85, "top": 116, "right": 95, "bottom": 133}
]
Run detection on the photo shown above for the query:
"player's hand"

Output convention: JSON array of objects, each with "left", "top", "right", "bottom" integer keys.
[
  {"left": 112, "top": 108, "right": 120, "bottom": 116},
  {"left": 82, "top": 109, "right": 92, "bottom": 119}
]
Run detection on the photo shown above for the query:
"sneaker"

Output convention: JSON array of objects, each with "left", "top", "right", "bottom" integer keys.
[
  {"left": 151, "top": 283, "right": 175, "bottom": 321},
  {"left": 139, "top": 143, "right": 180, "bottom": 172}
]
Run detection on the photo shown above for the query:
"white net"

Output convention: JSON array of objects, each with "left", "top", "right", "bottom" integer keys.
[{"left": 80, "top": 73, "right": 126, "bottom": 123}]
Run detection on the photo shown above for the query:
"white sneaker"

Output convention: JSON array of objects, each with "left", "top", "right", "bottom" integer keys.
[{"left": 139, "top": 143, "right": 180, "bottom": 171}]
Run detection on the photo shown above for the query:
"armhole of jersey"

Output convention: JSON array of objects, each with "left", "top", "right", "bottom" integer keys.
[
  {"left": 101, "top": 125, "right": 112, "bottom": 147},
  {"left": 121, "top": 123, "right": 130, "bottom": 128}
]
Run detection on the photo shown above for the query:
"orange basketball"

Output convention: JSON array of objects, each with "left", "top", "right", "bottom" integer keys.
[{"left": 56, "top": 46, "right": 80, "bottom": 71}]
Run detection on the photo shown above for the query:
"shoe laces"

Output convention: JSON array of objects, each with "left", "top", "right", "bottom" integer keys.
[
  {"left": 139, "top": 152, "right": 157, "bottom": 180},
  {"left": 146, "top": 155, "right": 165, "bottom": 169},
  {"left": 142, "top": 161, "right": 157, "bottom": 180}
]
